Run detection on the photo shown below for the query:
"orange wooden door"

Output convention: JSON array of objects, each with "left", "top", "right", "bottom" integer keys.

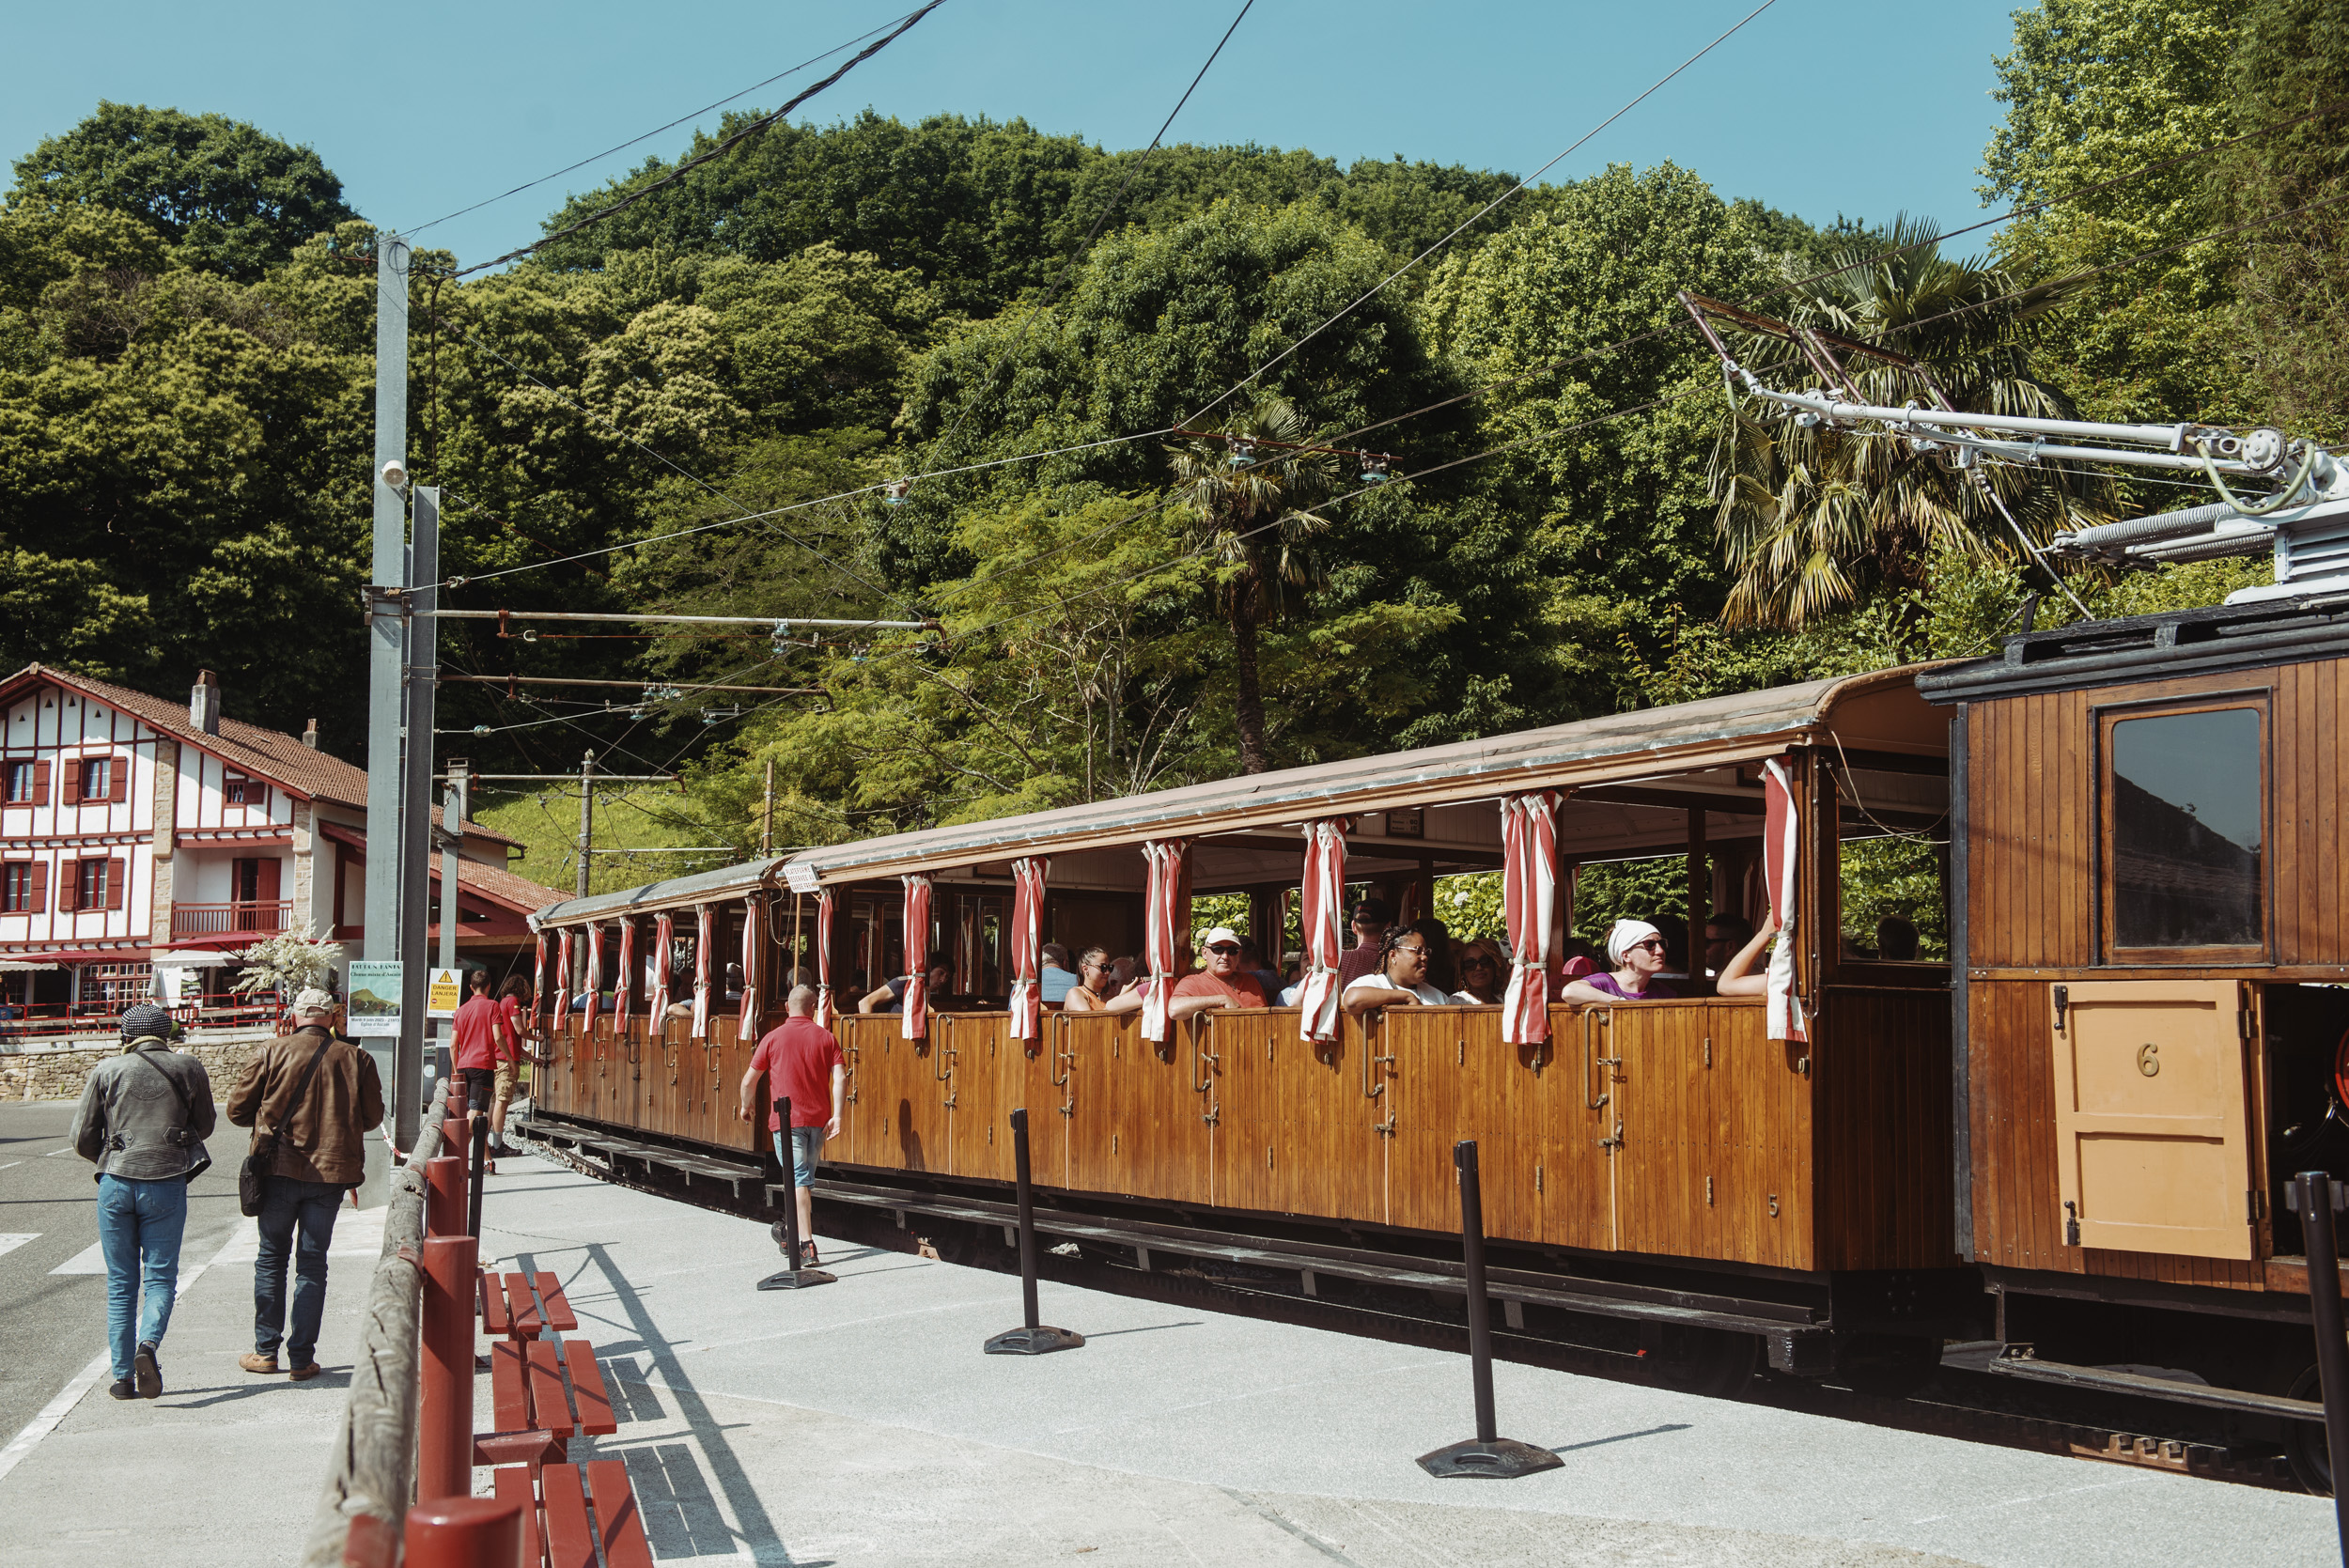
[
  {"left": 1385, "top": 1005, "right": 1547, "bottom": 1242},
  {"left": 1062, "top": 1012, "right": 1209, "bottom": 1204},
  {"left": 942, "top": 1014, "right": 1019, "bottom": 1181}
]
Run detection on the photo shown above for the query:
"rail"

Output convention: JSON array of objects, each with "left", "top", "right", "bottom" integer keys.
[
  {"left": 299, "top": 1079, "right": 451, "bottom": 1568},
  {"left": 169, "top": 900, "right": 293, "bottom": 938}
]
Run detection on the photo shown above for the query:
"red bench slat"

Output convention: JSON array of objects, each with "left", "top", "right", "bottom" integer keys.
[
  {"left": 562, "top": 1341, "right": 617, "bottom": 1436},
  {"left": 507, "top": 1273, "right": 543, "bottom": 1337},
  {"left": 525, "top": 1340, "right": 574, "bottom": 1440},
  {"left": 493, "top": 1466, "right": 543, "bottom": 1568},
  {"left": 541, "top": 1464, "right": 596, "bottom": 1568},
  {"left": 534, "top": 1271, "right": 580, "bottom": 1332},
  {"left": 490, "top": 1343, "right": 530, "bottom": 1436},
  {"left": 480, "top": 1270, "right": 513, "bottom": 1337},
  {"left": 586, "top": 1459, "right": 653, "bottom": 1568}
]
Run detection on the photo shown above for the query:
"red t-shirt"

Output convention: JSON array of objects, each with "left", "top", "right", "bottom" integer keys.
[
  {"left": 499, "top": 996, "right": 524, "bottom": 1058},
  {"left": 750, "top": 1017, "right": 846, "bottom": 1131},
  {"left": 1173, "top": 970, "right": 1268, "bottom": 1007},
  {"left": 451, "top": 994, "right": 507, "bottom": 1070}
]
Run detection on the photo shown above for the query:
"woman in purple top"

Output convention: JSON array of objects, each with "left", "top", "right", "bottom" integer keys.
[{"left": 1563, "top": 919, "right": 1678, "bottom": 1003}]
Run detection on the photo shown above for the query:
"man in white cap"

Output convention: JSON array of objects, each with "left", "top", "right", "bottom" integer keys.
[{"left": 226, "top": 987, "right": 383, "bottom": 1380}]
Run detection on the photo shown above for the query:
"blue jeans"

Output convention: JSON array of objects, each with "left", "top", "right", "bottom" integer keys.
[
  {"left": 772, "top": 1127, "right": 824, "bottom": 1188},
  {"left": 255, "top": 1178, "right": 344, "bottom": 1368},
  {"left": 96, "top": 1175, "right": 187, "bottom": 1380}
]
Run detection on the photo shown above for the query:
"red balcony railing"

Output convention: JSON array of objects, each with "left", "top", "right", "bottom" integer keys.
[{"left": 171, "top": 901, "right": 293, "bottom": 938}]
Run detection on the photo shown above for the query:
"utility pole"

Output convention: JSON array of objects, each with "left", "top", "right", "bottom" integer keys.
[
  {"left": 440, "top": 757, "right": 470, "bottom": 976},
  {"left": 366, "top": 232, "right": 412, "bottom": 1151},
  {"left": 576, "top": 750, "right": 595, "bottom": 899},
  {"left": 761, "top": 758, "right": 775, "bottom": 857},
  {"left": 397, "top": 486, "right": 441, "bottom": 1144}
]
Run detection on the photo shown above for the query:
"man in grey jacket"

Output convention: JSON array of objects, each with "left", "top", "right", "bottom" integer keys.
[{"left": 70, "top": 1001, "right": 215, "bottom": 1400}]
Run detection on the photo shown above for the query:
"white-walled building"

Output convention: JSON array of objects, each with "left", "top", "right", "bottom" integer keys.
[{"left": 0, "top": 664, "right": 560, "bottom": 1019}]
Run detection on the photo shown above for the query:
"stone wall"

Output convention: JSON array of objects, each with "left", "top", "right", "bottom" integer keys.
[{"left": 2, "top": 1031, "right": 273, "bottom": 1102}]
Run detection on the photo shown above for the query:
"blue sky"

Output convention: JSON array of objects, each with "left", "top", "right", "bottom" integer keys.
[{"left": 2, "top": 1, "right": 2024, "bottom": 272}]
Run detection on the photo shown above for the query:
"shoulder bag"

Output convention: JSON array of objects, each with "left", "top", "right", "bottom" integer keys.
[
  {"left": 124, "top": 1049, "right": 212, "bottom": 1183},
  {"left": 239, "top": 1035, "right": 333, "bottom": 1218}
]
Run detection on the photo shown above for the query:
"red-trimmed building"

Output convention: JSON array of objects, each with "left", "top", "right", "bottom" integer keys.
[{"left": 0, "top": 664, "right": 564, "bottom": 1020}]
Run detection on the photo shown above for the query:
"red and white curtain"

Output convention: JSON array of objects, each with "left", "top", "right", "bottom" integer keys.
[
  {"left": 815, "top": 889, "right": 836, "bottom": 1029},
  {"left": 612, "top": 920, "right": 636, "bottom": 1034},
  {"left": 1008, "top": 857, "right": 1049, "bottom": 1042},
  {"left": 1500, "top": 791, "right": 1561, "bottom": 1045},
  {"left": 1296, "top": 820, "right": 1347, "bottom": 1041},
  {"left": 1140, "top": 839, "right": 1191, "bottom": 1044},
  {"left": 650, "top": 913, "right": 674, "bottom": 1024},
  {"left": 691, "top": 904, "right": 714, "bottom": 1040},
  {"left": 533, "top": 932, "right": 548, "bottom": 1023},
  {"left": 583, "top": 924, "right": 605, "bottom": 1032},
  {"left": 901, "top": 875, "right": 934, "bottom": 1041},
  {"left": 552, "top": 930, "right": 572, "bottom": 1031},
  {"left": 739, "top": 897, "right": 761, "bottom": 1041},
  {"left": 1762, "top": 756, "right": 1809, "bottom": 1044}
]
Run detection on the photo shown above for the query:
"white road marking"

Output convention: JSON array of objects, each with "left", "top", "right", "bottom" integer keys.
[
  {"left": 0, "top": 1234, "right": 38, "bottom": 1260},
  {"left": 42, "top": 1147, "right": 74, "bottom": 1158},
  {"left": 48, "top": 1243, "right": 105, "bottom": 1276},
  {"left": 0, "top": 1160, "right": 23, "bottom": 1172},
  {"left": 0, "top": 1219, "right": 246, "bottom": 1489}
]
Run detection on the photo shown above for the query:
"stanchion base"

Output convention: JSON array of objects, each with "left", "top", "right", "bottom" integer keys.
[
  {"left": 984, "top": 1325, "right": 1085, "bottom": 1355},
  {"left": 1415, "top": 1437, "right": 1563, "bottom": 1480},
  {"left": 755, "top": 1266, "right": 837, "bottom": 1291}
]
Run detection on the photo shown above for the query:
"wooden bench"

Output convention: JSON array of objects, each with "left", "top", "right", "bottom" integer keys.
[
  {"left": 479, "top": 1270, "right": 580, "bottom": 1341},
  {"left": 480, "top": 1339, "right": 617, "bottom": 1460},
  {"left": 496, "top": 1459, "right": 651, "bottom": 1568}
]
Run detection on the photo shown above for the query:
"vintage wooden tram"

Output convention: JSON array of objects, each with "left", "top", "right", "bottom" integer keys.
[{"left": 515, "top": 594, "right": 2349, "bottom": 1479}]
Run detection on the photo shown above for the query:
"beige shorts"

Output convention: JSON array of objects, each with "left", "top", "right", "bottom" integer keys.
[{"left": 493, "top": 1061, "right": 518, "bottom": 1107}]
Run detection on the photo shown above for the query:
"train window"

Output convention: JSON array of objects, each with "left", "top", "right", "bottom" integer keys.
[{"left": 2103, "top": 704, "right": 2264, "bottom": 959}]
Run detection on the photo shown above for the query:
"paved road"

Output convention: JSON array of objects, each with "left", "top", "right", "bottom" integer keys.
[{"left": 0, "top": 1101, "right": 248, "bottom": 1443}]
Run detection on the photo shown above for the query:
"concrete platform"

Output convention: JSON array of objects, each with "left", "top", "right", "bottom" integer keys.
[{"left": 1, "top": 1153, "right": 2339, "bottom": 1566}]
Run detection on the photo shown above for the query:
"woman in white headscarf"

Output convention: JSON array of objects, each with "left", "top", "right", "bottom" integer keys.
[{"left": 1562, "top": 918, "right": 1679, "bottom": 1003}]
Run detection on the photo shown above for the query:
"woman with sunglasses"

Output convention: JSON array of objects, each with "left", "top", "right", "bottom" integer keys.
[
  {"left": 1060, "top": 948, "right": 1123, "bottom": 1012},
  {"left": 1448, "top": 939, "right": 1507, "bottom": 1004},
  {"left": 1562, "top": 918, "right": 1680, "bottom": 1004},
  {"left": 1341, "top": 928, "right": 1451, "bottom": 1017}
]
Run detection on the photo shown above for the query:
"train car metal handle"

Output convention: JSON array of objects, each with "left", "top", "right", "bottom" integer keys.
[{"left": 1583, "top": 1006, "right": 1613, "bottom": 1110}]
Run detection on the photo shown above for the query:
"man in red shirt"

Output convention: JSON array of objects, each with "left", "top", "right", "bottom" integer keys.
[
  {"left": 1169, "top": 926, "right": 1268, "bottom": 1017},
  {"left": 738, "top": 984, "right": 844, "bottom": 1265},
  {"left": 448, "top": 970, "right": 512, "bottom": 1170}
]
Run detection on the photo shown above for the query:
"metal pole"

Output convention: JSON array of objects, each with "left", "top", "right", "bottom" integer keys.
[
  {"left": 439, "top": 758, "right": 469, "bottom": 977},
  {"left": 397, "top": 488, "right": 441, "bottom": 1137},
  {"left": 2297, "top": 1172, "right": 2349, "bottom": 1557},
  {"left": 576, "top": 751, "right": 594, "bottom": 900},
  {"left": 1415, "top": 1139, "right": 1560, "bottom": 1478},
  {"left": 367, "top": 233, "right": 412, "bottom": 1148},
  {"left": 985, "top": 1109, "right": 1082, "bottom": 1355},
  {"left": 466, "top": 1115, "right": 488, "bottom": 1240},
  {"left": 757, "top": 1095, "right": 836, "bottom": 1290},
  {"left": 761, "top": 758, "right": 775, "bottom": 858}
]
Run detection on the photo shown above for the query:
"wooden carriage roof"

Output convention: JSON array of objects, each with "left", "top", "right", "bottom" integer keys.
[{"left": 530, "top": 665, "right": 1942, "bottom": 926}]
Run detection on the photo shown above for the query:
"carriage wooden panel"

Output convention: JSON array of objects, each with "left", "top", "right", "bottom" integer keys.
[
  {"left": 832, "top": 1015, "right": 947, "bottom": 1174},
  {"left": 1809, "top": 987, "right": 1953, "bottom": 1271},
  {"left": 939, "top": 1014, "right": 1019, "bottom": 1183},
  {"left": 1060, "top": 1011, "right": 1211, "bottom": 1205},
  {"left": 1384, "top": 1006, "right": 1548, "bottom": 1244},
  {"left": 1202, "top": 1009, "right": 1383, "bottom": 1220}
]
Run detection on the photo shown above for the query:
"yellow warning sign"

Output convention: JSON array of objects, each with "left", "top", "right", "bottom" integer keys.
[{"left": 427, "top": 968, "right": 464, "bottom": 1019}]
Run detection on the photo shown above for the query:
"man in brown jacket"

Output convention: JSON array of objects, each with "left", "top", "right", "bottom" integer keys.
[{"left": 227, "top": 987, "right": 384, "bottom": 1379}]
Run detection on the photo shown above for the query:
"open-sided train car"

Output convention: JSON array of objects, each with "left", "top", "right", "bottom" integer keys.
[{"left": 521, "top": 665, "right": 1975, "bottom": 1391}]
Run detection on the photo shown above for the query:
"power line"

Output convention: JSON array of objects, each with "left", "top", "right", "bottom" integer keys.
[
  {"left": 454, "top": 1, "right": 949, "bottom": 278},
  {"left": 405, "top": 12, "right": 917, "bottom": 238}
]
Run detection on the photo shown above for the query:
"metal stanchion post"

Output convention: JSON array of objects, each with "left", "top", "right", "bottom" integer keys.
[
  {"left": 1418, "top": 1140, "right": 1562, "bottom": 1479},
  {"left": 424, "top": 1155, "right": 464, "bottom": 1240},
  {"left": 403, "top": 1496, "right": 522, "bottom": 1568},
  {"left": 416, "top": 1234, "right": 479, "bottom": 1500},
  {"left": 466, "top": 1116, "right": 489, "bottom": 1240},
  {"left": 986, "top": 1109, "right": 1083, "bottom": 1355},
  {"left": 757, "top": 1096, "right": 835, "bottom": 1290},
  {"left": 2296, "top": 1172, "right": 2349, "bottom": 1559}
]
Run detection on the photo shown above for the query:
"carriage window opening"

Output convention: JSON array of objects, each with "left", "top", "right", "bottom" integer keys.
[
  {"left": 2106, "top": 706, "right": 2263, "bottom": 955},
  {"left": 1838, "top": 836, "right": 1948, "bottom": 962}
]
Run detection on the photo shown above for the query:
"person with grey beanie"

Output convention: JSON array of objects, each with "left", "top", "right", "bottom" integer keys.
[{"left": 70, "top": 998, "right": 215, "bottom": 1400}]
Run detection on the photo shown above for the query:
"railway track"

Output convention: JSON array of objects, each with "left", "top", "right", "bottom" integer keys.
[{"left": 512, "top": 1120, "right": 2305, "bottom": 1497}]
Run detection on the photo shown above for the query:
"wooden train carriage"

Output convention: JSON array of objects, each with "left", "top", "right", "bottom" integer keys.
[
  {"left": 525, "top": 667, "right": 1975, "bottom": 1375},
  {"left": 1920, "top": 596, "right": 2349, "bottom": 1450}
]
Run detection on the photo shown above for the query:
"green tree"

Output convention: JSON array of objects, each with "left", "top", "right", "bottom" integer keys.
[
  {"left": 1164, "top": 396, "right": 1342, "bottom": 774},
  {"left": 8, "top": 104, "right": 361, "bottom": 280}
]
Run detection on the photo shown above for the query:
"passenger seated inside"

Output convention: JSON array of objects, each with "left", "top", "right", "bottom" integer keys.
[
  {"left": 1409, "top": 917, "right": 1456, "bottom": 993},
  {"left": 1336, "top": 899, "right": 1392, "bottom": 986},
  {"left": 1703, "top": 913, "right": 1752, "bottom": 979},
  {"left": 1038, "top": 942, "right": 1079, "bottom": 1004},
  {"left": 1562, "top": 920, "right": 1678, "bottom": 1003},
  {"left": 1451, "top": 939, "right": 1505, "bottom": 1004},
  {"left": 1088, "top": 926, "right": 1263, "bottom": 1017},
  {"left": 1241, "top": 937, "right": 1283, "bottom": 1001},
  {"left": 1061, "top": 948, "right": 1122, "bottom": 1011},
  {"left": 856, "top": 963, "right": 953, "bottom": 1014},
  {"left": 1711, "top": 910, "right": 1779, "bottom": 997},
  {"left": 1560, "top": 936, "right": 1602, "bottom": 982},
  {"left": 1343, "top": 929, "right": 1450, "bottom": 1016},
  {"left": 1875, "top": 915, "right": 1920, "bottom": 961}
]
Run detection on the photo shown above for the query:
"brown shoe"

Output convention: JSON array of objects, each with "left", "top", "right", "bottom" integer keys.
[
  {"left": 288, "top": 1362, "right": 322, "bottom": 1382},
  {"left": 239, "top": 1353, "right": 280, "bottom": 1374}
]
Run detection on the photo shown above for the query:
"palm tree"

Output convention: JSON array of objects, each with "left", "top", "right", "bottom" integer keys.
[
  {"left": 1166, "top": 395, "right": 1341, "bottom": 775},
  {"left": 1710, "top": 216, "right": 2112, "bottom": 633}
]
